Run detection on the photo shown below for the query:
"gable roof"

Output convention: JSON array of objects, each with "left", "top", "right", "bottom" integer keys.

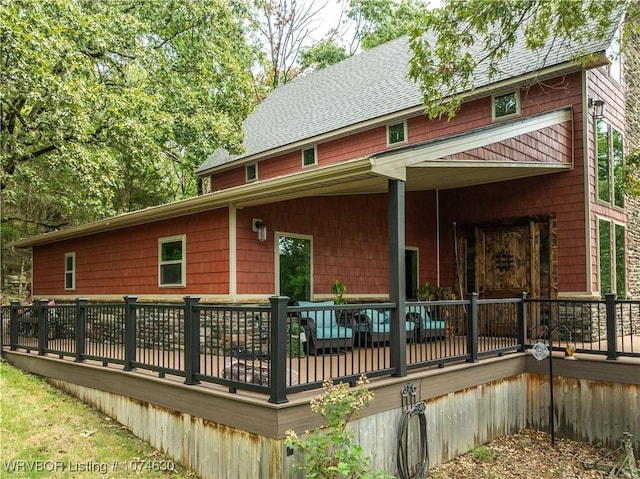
[{"left": 197, "top": 20, "right": 620, "bottom": 175}]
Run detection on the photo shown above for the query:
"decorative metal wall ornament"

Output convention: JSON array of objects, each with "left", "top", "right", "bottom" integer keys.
[{"left": 495, "top": 251, "right": 514, "bottom": 271}]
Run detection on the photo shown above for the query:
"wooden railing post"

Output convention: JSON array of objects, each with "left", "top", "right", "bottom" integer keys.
[
  {"left": 269, "top": 296, "right": 289, "bottom": 404},
  {"left": 605, "top": 293, "right": 617, "bottom": 361},
  {"left": 123, "top": 296, "right": 137, "bottom": 371},
  {"left": 38, "top": 299, "right": 49, "bottom": 355},
  {"left": 75, "top": 298, "right": 88, "bottom": 363},
  {"left": 517, "top": 292, "right": 527, "bottom": 352},
  {"left": 10, "top": 301, "right": 19, "bottom": 350},
  {"left": 466, "top": 293, "right": 479, "bottom": 363},
  {"left": 183, "top": 296, "right": 201, "bottom": 385}
]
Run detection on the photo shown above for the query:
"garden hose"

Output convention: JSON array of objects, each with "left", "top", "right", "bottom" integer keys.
[{"left": 397, "top": 386, "right": 429, "bottom": 479}]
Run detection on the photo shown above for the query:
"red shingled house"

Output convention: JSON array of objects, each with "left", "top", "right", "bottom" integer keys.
[{"left": 13, "top": 20, "right": 629, "bottom": 308}]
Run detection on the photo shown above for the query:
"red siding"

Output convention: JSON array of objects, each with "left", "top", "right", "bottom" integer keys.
[
  {"left": 33, "top": 210, "right": 230, "bottom": 297},
  {"left": 31, "top": 70, "right": 627, "bottom": 300}
]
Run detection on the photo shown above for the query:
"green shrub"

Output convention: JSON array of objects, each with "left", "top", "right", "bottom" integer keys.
[{"left": 285, "top": 375, "right": 392, "bottom": 478}]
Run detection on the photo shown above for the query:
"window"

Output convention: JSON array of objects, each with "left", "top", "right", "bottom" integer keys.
[
  {"left": 387, "top": 121, "right": 407, "bottom": 145},
  {"left": 159, "top": 235, "right": 186, "bottom": 287},
  {"left": 302, "top": 147, "right": 317, "bottom": 167},
  {"left": 598, "top": 219, "right": 626, "bottom": 296},
  {"left": 246, "top": 163, "right": 257, "bottom": 182},
  {"left": 493, "top": 91, "right": 519, "bottom": 119},
  {"left": 596, "top": 119, "right": 624, "bottom": 207},
  {"left": 606, "top": 27, "right": 622, "bottom": 84},
  {"left": 64, "top": 252, "right": 75, "bottom": 290},
  {"left": 276, "top": 234, "right": 312, "bottom": 301}
]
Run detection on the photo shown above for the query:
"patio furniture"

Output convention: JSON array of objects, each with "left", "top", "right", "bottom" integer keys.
[
  {"left": 407, "top": 304, "right": 446, "bottom": 342},
  {"left": 298, "top": 300, "right": 354, "bottom": 355},
  {"left": 353, "top": 308, "right": 417, "bottom": 345}
]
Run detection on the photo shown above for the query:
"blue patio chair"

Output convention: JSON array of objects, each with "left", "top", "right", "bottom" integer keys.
[
  {"left": 407, "top": 305, "right": 446, "bottom": 342},
  {"left": 298, "top": 300, "right": 354, "bottom": 355},
  {"left": 353, "top": 308, "right": 417, "bottom": 345}
]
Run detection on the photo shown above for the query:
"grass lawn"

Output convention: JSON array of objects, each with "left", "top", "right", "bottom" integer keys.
[{"left": 0, "top": 360, "right": 198, "bottom": 478}]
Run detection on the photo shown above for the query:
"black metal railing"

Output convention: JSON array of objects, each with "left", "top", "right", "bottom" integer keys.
[{"left": 3, "top": 293, "right": 638, "bottom": 402}]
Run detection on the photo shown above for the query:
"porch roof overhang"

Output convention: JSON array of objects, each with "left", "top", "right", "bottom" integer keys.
[{"left": 12, "top": 107, "right": 573, "bottom": 249}]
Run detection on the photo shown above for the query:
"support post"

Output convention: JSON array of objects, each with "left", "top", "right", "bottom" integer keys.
[
  {"left": 466, "top": 293, "right": 479, "bottom": 363},
  {"left": 517, "top": 292, "right": 527, "bottom": 352},
  {"left": 605, "top": 292, "right": 617, "bottom": 361},
  {"left": 75, "top": 298, "right": 88, "bottom": 363},
  {"left": 183, "top": 296, "right": 201, "bottom": 385},
  {"left": 38, "top": 299, "right": 49, "bottom": 355},
  {"left": 388, "top": 179, "right": 407, "bottom": 377},
  {"left": 10, "top": 301, "right": 20, "bottom": 350},
  {"left": 269, "top": 296, "right": 289, "bottom": 404},
  {"left": 123, "top": 296, "right": 137, "bottom": 371}
]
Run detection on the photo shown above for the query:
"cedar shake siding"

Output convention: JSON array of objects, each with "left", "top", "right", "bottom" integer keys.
[{"left": 32, "top": 211, "right": 230, "bottom": 298}]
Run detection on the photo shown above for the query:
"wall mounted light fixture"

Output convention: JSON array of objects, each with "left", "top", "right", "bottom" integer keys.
[
  {"left": 252, "top": 218, "right": 267, "bottom": 242},
  {"left": 588, "top": 98, "right": 606, "bottom": 119}
]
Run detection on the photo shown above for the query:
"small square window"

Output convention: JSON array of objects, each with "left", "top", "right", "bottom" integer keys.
[
  {"left": 64, "top": 252, "right": 75, "bottom": 290},
  {"left": 246, "top": 163, "right": 257, "bottom": 182},
  {"left": 387, "top": 122, "right": 406, "bottom": 145},
  {"left": 302, "top": 147, "right": 317, "bottom": 167},
  {"left": 493, "top": 91, "right": 519, "bottom": 119},
  {"left": 159, "top": 235, "right": 186, "bottom": 287}
]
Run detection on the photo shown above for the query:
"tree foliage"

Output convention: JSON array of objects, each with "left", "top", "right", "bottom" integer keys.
[
  {"left": 249, "top": 0, "right": 333, "bottom": 90},
  {"left": 408, "top": 0, "right": 637, "bottom": 119},
  {"left": 348, "top": 0, "right": 432, "bottom": 50},
  {"left": 0, "top": 0, "right": 256, "bottom": 294},
  {"left": 1, "top": 0, "right": 255, "bottom": 228}
]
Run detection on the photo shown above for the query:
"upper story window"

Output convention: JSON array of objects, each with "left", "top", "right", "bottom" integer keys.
[
  {"left": 246, "top": 163, "right": 257, "bottom": 182},
  {"left": 493, "top": 91, "right": 519, "bottom": 120},
  {"left": 159, "top": 235, "right": 186, "bottom": 287},
  {"left": 596, "top": 119, "right": 624, "bottom": 208},
  {"left": 387, "top": 121, "right": 407, "bottom": 145},
  {"left": 64, "top": 252, "right": 75, "bottom": 290},
  {"left": 302, "top": 146, "right": 317, "bottom": 167},
  {"left": 606, "top": 27, "right": 622, "bottom": 84}
]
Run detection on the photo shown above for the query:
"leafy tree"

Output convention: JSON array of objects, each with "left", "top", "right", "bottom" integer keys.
[
  {"left": 1, "top": 0, "right": 255, "bottom": 223},
  {"left": 249, "top": 0, "right": 333, "bottom": 89},
  {"left": 407, "top": 0, "right": 639, "bottom": 119},
  {"left": 300, "top": 39, "right": 349, "bottom": 72},
  {"left": 0, "top": 0, "right": 256, "bottom": 294},
  {"left": 348, "top": 0, "right": 432, "bottom": 50}
]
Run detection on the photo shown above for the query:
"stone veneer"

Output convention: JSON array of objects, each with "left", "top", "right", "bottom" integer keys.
[{"left": 625, "top": 26, "right": 640, "bottom": 297}]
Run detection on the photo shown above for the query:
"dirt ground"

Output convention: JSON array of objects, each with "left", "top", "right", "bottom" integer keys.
[{"left": 426, "top": 429, "right": 639, "bottom": 479}]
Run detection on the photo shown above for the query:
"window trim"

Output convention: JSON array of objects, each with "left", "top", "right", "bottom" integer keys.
[
  {"left": 64, "top": 252, "right": 75, "bottom": 291},
  {"left": 606, "top": 27, "right": 622, "bottom": 84},
  {"left": 492, "top": 91, "right": 520, "bottom": 121},
  {"left": 246, "top": 163, "right": 258, "bottom": 182},
  {"left": 596, "top": 119, "right": 624, "bottom": 209},
  {"left": 597, "top": 218, "right": 626, "bottom": 297},
  {"left": 158, "top": 234, "right": 187, "bottom": 288},
  {"left": 275, "top": 232, "right": 313, "bottom": 299},
  {"left": 387, "top": 120, "right": 408, "bottom": 146},
  {"left": 302, "top": 146, "right": 317, "bottom": 167}
]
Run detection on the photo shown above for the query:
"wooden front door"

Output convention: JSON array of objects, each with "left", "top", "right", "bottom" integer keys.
[
  {"left": 474, "top": 222, "right": 540, "bottom": 336},
  {"left": 476, "top": 225, "right": 532, "bottom": 300},
  {"left": 454, "top": 217, "right": 556, "bottom": 335}
]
